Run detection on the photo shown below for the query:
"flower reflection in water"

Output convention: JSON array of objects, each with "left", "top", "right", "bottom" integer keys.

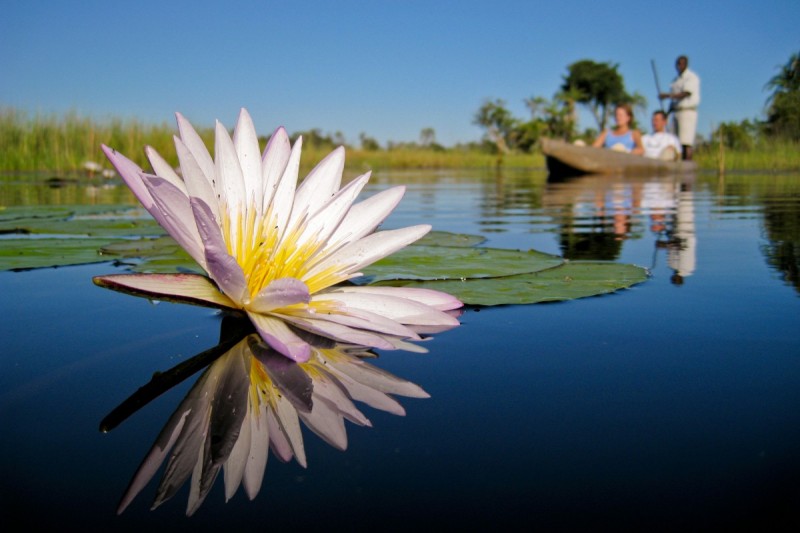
[{"left": 106, "top": 319, "right": 436, "bottom": 516}]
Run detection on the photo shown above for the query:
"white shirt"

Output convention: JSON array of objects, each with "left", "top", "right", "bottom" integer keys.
[
  {"left": 642, "top": 131, "right": 682, "bottom": 159},
  {"left": 671, "top": 68, "right": 700, "bottom": 109}
]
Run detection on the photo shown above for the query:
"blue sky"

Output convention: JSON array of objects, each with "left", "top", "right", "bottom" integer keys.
[{"left": 1, "top": 0, "right": 797, "bottom": 146}]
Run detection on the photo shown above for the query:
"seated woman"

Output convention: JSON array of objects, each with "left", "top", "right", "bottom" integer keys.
[{"left": 592, "top": 103, "right": 644, "bottom": 155}]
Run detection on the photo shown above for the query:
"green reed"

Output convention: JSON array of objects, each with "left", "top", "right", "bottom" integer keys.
[
  {"left": 9, "top": 108, "right": 797, "bottom": 174},
  {"left": 0, "top": 108, "right": 543, "bottom": 174},
  {"left": 695, "top": 139, "right": 800, "bottom": 172}
]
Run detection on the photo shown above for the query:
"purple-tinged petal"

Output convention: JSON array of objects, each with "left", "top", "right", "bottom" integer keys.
[
  {"left": 93, "top": 273, "right": 237, "bottom": 309},
  {"left": 190, "top": 197, "right": 248, "bottom": 304},
  {"left": 247, "top": 312, "right": 311, "bottom": 362},
  {"left": 249, "top": 278, "right": 310, "bottom": 313},
  {"left": 141, "top": 175, "right": 207, "bottom": 269},
  {"left": 102, "top": 145, "right": 154, "bottom": 209}
]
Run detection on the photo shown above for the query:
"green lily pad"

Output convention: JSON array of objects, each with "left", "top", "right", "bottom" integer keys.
[
  {"left": 0, "top": 205, "right": 163, "bottom": 237},
  {"left": 415, "top": 231, "right": 486, "bottom": 247},
  {"left": 356, "top": 245, "right": 564, "bottom": 283},
  {"left": 374, "top": 261, "right": 649, "bottom": 305},
  {"left": 99, "top": 237, "right": 201, "bottom": 273},
  {"left": 0, "top": 237, "right": 112, "bottom": 270}
]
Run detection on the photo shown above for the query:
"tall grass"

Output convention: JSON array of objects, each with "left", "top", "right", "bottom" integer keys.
[
  {"left": 2, "top": 108, "right": 796, "bottom": 174},
  {"left": 694, "top": 138, "right": 800, "bottom": 172},
  {"left": 0, "top": 108, "right": 542, "bottom": 174}
]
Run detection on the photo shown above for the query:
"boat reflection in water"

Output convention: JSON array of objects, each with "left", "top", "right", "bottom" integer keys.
[
  {"left": 543, "top": 173, "right": 697, "bottom": 284},
  {"left": 101, "top": 317, "right": 444, "bottom": 516}
]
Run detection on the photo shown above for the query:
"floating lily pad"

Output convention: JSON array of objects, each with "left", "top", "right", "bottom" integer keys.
[
  {"left": 0, "top": 205, "right": 163, "bottom": 237},
  {"left": 374, "top": 261, "right": 649, "bottom": 305},
  {"left": 0, "top": 237, "right": 112, "bottom": 270},
  {"left": 99, "top": 237, "right": 200, "bottom": 273},
  {"left": 415, "top": 231, "right": 486, "bottom": 247},
  {"left": 356, "top": 245, "right": 564, "bottom": 283}
]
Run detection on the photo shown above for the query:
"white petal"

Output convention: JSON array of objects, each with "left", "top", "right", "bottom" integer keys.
[
  {"left": 269, "top": 137, "right": 302, "bottom": 244},
  {"left": 290, "top": 146, "right": 345, "bottom": 229},
  {"left": 175, "top": 136, "right": 221, "bottom": 224},
  {"left": 312, "top": 374, "right": 370, "bottom": 427},
  {"left": 272, "top": 393, "right": 307, "bottom": 467},
  {"left": 233, "top": 108, "right": 263, "bottom": 209},
  {"left": 176, "top": 112, "right": 216, "bottom": 191},
  {"left": 261, "top": 127, "right": 292, "bottom": 211},
  {"left": 323, "top": 364, "right": 406, "bottom": 415},
  {"left": 305, "top": 225, "right": 431, "bottom": 280},
  {"left": 313, "top": 289, "right": 461, "bottom": 326},
  {"left": 93, "top": 273, "right": 236, "bottom": 309},
  {"left": 273, "top": 312, "right": 397, "bottom": 349},
  {"left": 214, "top": 121, "right": 245, "bottom": 213},
  {"left": 223, "top": 405, "right": 251, "bottom": 502},
  {"left": 327, "top": 183, "right": 403, "bottom": 247},
  {"left": 242, "top": 401, "right": 269, "bottom": 500},
  {"left": 327, "top": 353, "right": 430, "bottom": 398},
  {"left": 334, "top": 285, "right": 463, "bottom": 311},
  {"left": 298, "top": 396, "right": 348, "bottom": 451},
  {"left": 289, "top": 173, "right": 369, "bottom": 263},
  {"left": 116, "top": 411, "right": 190, "bottom": 514},
  {"left": 145, "top": 145, "right": 186, "bottom": 194}
]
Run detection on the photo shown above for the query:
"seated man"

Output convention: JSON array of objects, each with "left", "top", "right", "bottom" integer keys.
[{"left": 642, "top": 111, "right": 682, "bottom": 160}]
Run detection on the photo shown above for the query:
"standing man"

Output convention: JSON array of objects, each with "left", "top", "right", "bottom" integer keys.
[{"left": 660, "top": 55, "right": 700, "bottom": 160}]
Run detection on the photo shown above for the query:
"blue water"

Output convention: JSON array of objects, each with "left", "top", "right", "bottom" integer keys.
[{"left": 2, "top": 170, "right": 799, "bottom": 530}]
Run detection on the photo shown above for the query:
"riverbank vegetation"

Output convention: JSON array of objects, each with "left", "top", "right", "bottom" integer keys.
[
  {"left": 2, "top": 106, "right": 798, "bottom": 175},
  {"left": 2, "top": 52, "right": 798, "bottom": 175}
]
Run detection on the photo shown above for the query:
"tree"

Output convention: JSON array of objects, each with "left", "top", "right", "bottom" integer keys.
[
  {"left": 419, "top": 127, "right": 436, "bottom": 147},
  {"left": 764, "top": 51, "right": 800, "bottom": 140},
  {"left": 473, "top": 99, "right": 515, "bottom": 163},
  {"left": 561, "top": 60, "right": 637, "bottom": 131},
  {"left": 359, "top": 132, "right": 381, "bottom": 151}
]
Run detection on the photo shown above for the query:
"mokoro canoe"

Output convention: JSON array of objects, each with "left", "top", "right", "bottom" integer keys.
[{"left": 541, "top": 138, "right": 698, "bottom": 179}]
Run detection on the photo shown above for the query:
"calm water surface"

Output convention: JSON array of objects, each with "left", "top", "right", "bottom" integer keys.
[{"left": 2, "top": 169, "right": 799, "bottom": 530}]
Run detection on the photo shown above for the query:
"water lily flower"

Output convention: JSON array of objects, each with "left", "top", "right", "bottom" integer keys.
[
  {"left": 96, "top": 109, "right": 461, "bottom": 362},
  {"left": 118, "top": 333, "right": 429, "bottom": 515}
]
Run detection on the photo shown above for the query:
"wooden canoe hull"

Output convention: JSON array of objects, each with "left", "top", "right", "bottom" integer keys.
[{"left": 541, "top": 138, "right": 697, "bottom": 179}]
